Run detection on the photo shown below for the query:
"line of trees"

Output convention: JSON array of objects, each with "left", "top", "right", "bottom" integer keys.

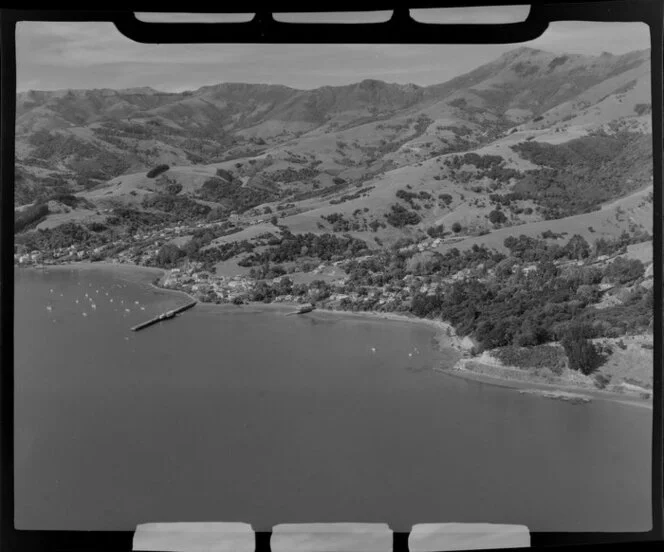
[{"left": 239, "top": 231, "right": 368, "bottom": 266}]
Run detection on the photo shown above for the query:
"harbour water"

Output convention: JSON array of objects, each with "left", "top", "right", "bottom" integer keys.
[{"left": 14, "top": 266, "right": 652, "bottom": 531}]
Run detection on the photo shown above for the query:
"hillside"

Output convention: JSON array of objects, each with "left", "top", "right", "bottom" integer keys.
[
  {"left": 14, "top": 44, "right": 655, "bottom": 402},
  {"left": 15, "top": 46, "right": 652, "bottom": 272}
]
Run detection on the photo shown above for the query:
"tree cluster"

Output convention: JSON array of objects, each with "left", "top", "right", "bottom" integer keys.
[
  {"left": 16, "top": 222, "right": 108, "bottom": 251},
  {"left": 154, "top": 243, "right": 186, "bottom": 268},
  {"left": 197, "top": 177, "right": 278, "bottom": 213},
  {"left": 142, "top": 193, "right": 211, "bottom": 219},
  {"left": 511, "top": 132, "right": 652, "bottom": 218},
  {"left": 385, "top": 204, "right": 421, "bottom": 228},
  {"left": 146, "top": 164, "right": 170, "bottom": 178},
  {"left": 239, "top": 231, "right": 368, "bottom": 266},
  {"left": 15, "top": 203, "right": 49, "bottom": 233}
]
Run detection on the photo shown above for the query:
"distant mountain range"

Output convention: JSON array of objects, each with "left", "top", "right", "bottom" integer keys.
[{"left": 15, "top": 45, "right": 653, "bottom": 253}]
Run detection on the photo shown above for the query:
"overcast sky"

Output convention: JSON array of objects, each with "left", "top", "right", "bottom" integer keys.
[{"left": 16, "top": 8, "right": 650, "bottom": 92}]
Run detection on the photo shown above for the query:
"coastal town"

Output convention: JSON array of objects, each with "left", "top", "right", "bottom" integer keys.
[
  {"left": 10, "top": 19, "right": 659, "bottom": 540},
  {"left": 13, "top": 213, "right": 459, "bottom": 308},
  {"left": 12, "top": 42, "right": 656, "bottom": 404},
  {"left": 15, "top": 205, "right": 656, "bottom": 405},
  {"left": 14, "top": 212, "right": 654, "bottom": 332}
]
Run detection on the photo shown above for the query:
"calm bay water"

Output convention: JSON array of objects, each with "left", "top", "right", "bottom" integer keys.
[{"left": 15, "top": 266, "right": 652, "bottom": 531}]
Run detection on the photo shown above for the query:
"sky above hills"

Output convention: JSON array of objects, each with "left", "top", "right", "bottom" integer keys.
[{"left": 16, "top": 9, "right": 650, "bottom": 93}]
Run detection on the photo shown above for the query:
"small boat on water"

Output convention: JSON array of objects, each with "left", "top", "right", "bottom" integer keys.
[{"left": 286, "top": 303, "right": 316, "bottom": 316}]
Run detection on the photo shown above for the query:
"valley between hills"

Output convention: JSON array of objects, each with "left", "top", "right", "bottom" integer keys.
[{"left": 14, "top": 46, "right": 655, "bottom": 402}]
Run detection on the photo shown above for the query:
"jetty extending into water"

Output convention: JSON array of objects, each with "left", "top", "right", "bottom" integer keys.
[{"left": 131, "top": 300, "right": 197, "bottom": 331}]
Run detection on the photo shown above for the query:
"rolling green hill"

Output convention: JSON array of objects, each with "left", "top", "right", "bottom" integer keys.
[{"left": 15, "top": 46, "right": 653, "bottom": 270}]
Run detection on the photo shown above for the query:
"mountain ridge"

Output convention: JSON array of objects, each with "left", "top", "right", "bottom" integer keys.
[
  {"left": 17, "top": 46, "right": 650, "bottom": 98},
  {"left": 14, "top": 44, "right": 652, "bottom": 258}
]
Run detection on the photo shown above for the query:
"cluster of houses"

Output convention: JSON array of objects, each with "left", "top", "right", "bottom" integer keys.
[
  {"left": 14, "top": 216, "right": 253, "bottom": 269},
  {"left": 398, "top": 235, "right": 467, "bottom": 255},
  {"left": 15, "top": 251, "right": 44, "bottom": 265},
  {"left": 161, "top": 265, "right": 256, "bottom": 303},
  {"left": 156, "top": 237, "right": 655, "bottom": 313},
  {"left": 14, "top": 244, "right": 90, "bottom": 265}
]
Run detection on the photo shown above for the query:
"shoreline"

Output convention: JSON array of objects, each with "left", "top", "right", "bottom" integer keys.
[
  {"left": 25, "top": 261, "right": 200, "bottom": 303},
  {"left": 25, "top": 262, "right": 654, "bottom": 409},
  {"left": 240, "top": 301, "right": 470, "bottom": 354},
  {"left": 29, "top": 261, "right": 165, "bottom": 284},
  {"left": 440, "top": 362, "right": 653, "bottom": 410},
  {"left": 36, "top": 264, "right": 462, "bottom": 351}
]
